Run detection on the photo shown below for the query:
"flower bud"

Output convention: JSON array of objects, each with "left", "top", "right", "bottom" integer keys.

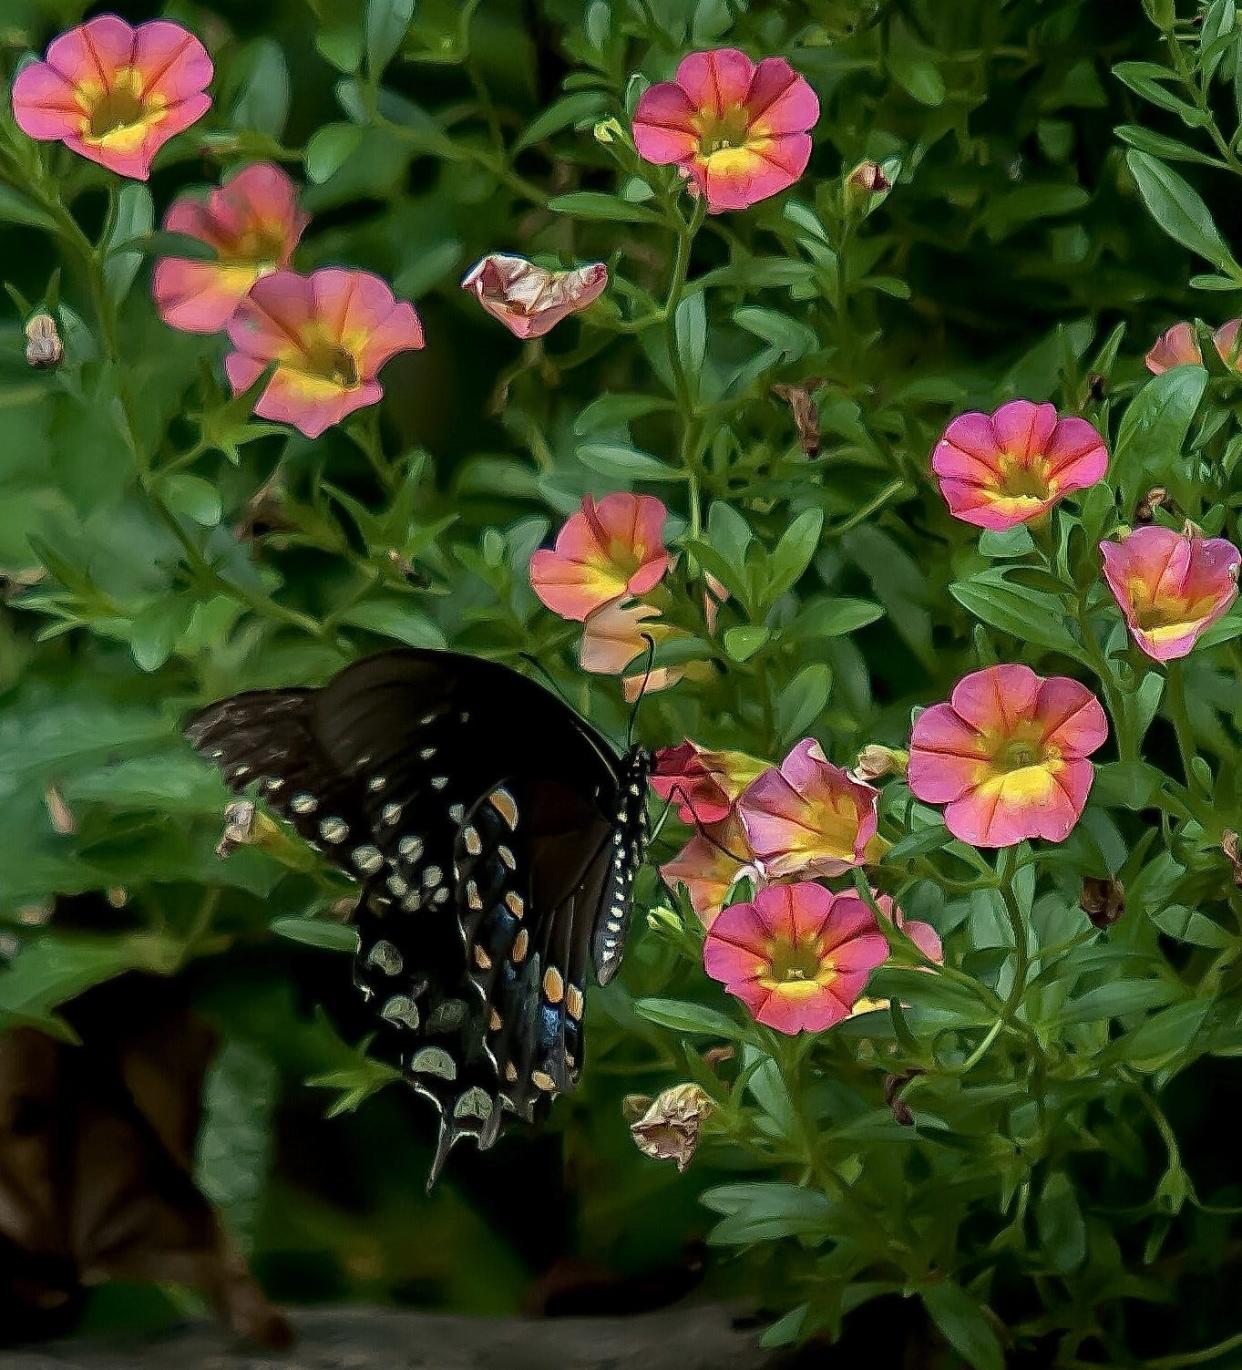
[
  {"left": 44, "top": 784, "right": 75, "bottom": 836},
  {"left": 593, "top": 116, "right": 625, "bottom": 145},
  {"left": 847, "top": 160, "right": 890, "bottom": 195},
  {"left": 24, "top": 313, "right": 62, "bottom": 368},
  {"left": 852, "top": 744, "right": 909, "bottom": 782},
  {"left": 628, "top": 1083, "right": 716, "bottom": 1172},
  {"left": 1080, "top": 875, "right": 1125, "bottom": 928}
]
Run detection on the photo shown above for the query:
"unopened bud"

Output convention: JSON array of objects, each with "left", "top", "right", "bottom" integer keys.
[
  {"left": 106, "top": 886, "right": 128, "bottom": 908},
  {"left": 847, "top": 160, "right": 890, "bottom": 195},
  {"left": 1136, "top": 487, "right": 1169, "bottom": 524},
  {"left": 852, "top": 744, "right": 908, "bottom": 782},
  {"left": 628, "top": 1083, "right": 716, "bottom": 1172},
  {"left": 593, "top": 116, "right": 625, "bottom": 145},
  {"left": 1223, "top": 831, "right": 1242, "bottom": 887},
  {"left": 703, "top": 1044, "right": 735, "bottom": 1069},
  {"left": 1080, "top": 875, "right": 1125, "bottom": 928},
  {"left": 24, "top": 313, "right": 62, "bottom": 368},
  {"left": 883, "top": 1070, "right": 921, "bottom": 1126},
  {"left": 1182, "top": 519, "right": 1204, "bottom": 541}
]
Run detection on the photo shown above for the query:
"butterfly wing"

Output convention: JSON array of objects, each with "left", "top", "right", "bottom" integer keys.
[{"left": 186, "top": 649, "right": 647, "bottom": 1178}]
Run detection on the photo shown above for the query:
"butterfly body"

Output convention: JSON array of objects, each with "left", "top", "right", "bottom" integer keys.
[{"left": 185, "top": 649, "right": 650, "bottom": 1182}]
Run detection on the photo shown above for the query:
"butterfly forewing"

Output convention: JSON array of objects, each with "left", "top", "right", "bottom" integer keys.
[{"left": 185, "top": 649, "right": 650, "bottom": 1182}]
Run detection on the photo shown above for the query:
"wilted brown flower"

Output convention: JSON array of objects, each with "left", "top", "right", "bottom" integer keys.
[
  {"left": 852, "top": 744, "right": 909, "bottom": 782},
  {"left": 883, "top": 1070, "right": 921, "bottom": 1126},
  {"left": 627, "top": 1083, "right": 716, "bottom": 1173},
  {"left": 24, "top": 313, "right": 62, "bottom": 368},
  {"left": 772, "top": 380, "right": 823, "bottom": 457},
  {"left": 1223, "top": 831, "right": 1242, "bottom": 887},
  {"left": 847, "top": 160, "right": 891, "bottom": 195},
  {"left": 1136, "top": 487, "right": 1170, "bottom": 524},
  {"left": 461, "top": 254, "right": 608, "bottom": 339},
  {"left": 215, "top": 801, "right": 257, "bottom": 859},
  {"left": 43, "top": 784, "right": 75, "bottom": 836},
  {"left": 1080, "top": 875, "right": 1125, "bottom": 928}
]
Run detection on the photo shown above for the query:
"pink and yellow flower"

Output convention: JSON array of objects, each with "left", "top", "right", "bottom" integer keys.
[
  {"left": 632, "top": 48, "right": 819, "bottom": 213},
  {"left": 660, "top": 811, "right": 758, "bottom": 927},
  {"left": 153, "top": 163, "right": 308, "bottom": 334},
  {"left": 908, "top": 665, "right": 1107, "bottom": 848},
  {"left": 1100, "top": 525, "right": 1240, "bottom": 662},
  {"left": 1146, "top": 322, "right": 1202, "bottom": 375},
  {"left": 12, "top": 15, "right": 213, "bottom": 180},
  {"left": 737, "top": 739, "right": 880, "bottom": 880},
  {"left": 703, "top": 883, "right": 890, "bottom": 1034},
  {"left": 1214, "top": 319, "right": 1242, "bottom": 371},
  {"left": 848, "top": 893, "right": 943, "bottom": 1016},
  {"left": 461, "top": 254, "right": 608, "bottom": 338},
  {"left": 530, "top": 493, "right": 671, "bottom": 622},
  {"left": 932, "top": 400, "right": 1108, "bottom": 531},
  {"left": 225, "top": 269, "right": 423, "bottom": 439},
  {"left": 650, "top": 739, "right": 769, "bottom": 826}
]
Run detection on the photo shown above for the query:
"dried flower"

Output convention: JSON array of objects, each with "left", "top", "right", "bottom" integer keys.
[
  {"left": 215, "top": 800, "right": 257, "bottom": 859},
  {"left": 852, "top": 744, "right": 909, "bottom": 782},
  {"left": 627, "top": 1083, "right": 717, "bottom": 1172},
  {"left": 461, "top": 254, "right": 608, "bottom": 339},
  {"left": 24, "top": 313, "right": 62, "bottom": 368},
  {"left": 772, "top": 380, "right": 823, "bottom": 456},
  {"left": 1136, "top": 487, "right": 1170, "bottom": 524},
  {"left": 1080, "top": 875, "right": 1125, "bottom": 928},
  {"left": 1223, "top": 831, "right": 1242, "bottom": 887},
  {"left": 44, "top": 785, "right": 75, "bottom": 836}
]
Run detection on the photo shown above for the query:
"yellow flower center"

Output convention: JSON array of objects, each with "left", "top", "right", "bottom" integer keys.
[
  {"left": 761, "top": 934, "right": 830, "bottom": 998},
  {"left": 299, "top": 338, "right": 360, "bottom": 389},
  {"left": 695, "top": 105, "right": 753, "bottom": 155},
  {"left": 225, "top": 227, "right": 290, "bottom": 272},
  {"left": 995, "top": 453, "right": 1053, "bottom": 502},
  {"left": 86, "top": 71, "right": 150, "bottom": 139},
  {"left": 1128, "top": 580, "right": 1218, "bottom": 633}
]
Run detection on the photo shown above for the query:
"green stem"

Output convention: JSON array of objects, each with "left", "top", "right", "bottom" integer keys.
[
  {"left": 1165, "top": 660, "right": 1207, "bottom": 797},
  {"left": 996, "top": 845, "right": 1030, "bottom": 1021}
]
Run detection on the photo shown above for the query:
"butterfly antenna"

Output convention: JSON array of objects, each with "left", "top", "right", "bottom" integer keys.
[
  {"left": 519, "top": 652, "right": 573, "bottom": 709},
  {"left": 626, "top": 634, "right": 657, "bottom": 749},
  {"left": 662, "top": 782, "right": 753, "bottom": 864}
]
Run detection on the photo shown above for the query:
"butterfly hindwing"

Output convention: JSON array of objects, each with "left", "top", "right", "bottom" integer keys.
[{"left": 185, "top": 649, "right": 650, "bottom": 1179}]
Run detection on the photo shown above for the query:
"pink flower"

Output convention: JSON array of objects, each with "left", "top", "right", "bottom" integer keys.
[
  {"left": 650, "top": 740, "right": 769, "bottom": 826},
  {"left": 530, "top": 494, "right": 670, "bottom": 622},
  {"left": 632, "top": 48, "right": 819, "bottom": 213},
  {"left": 737, "top": 739, "right": 880, "bottom": 880},
  {"left": 1146, "top": 322, "right": 1202, "bottom": 375},
  {"left": 225, "top": 269, "right": 424, "bottom": 439},
  {"left": 661, "top": 812, "right": 758, "bottom": 927},
  {"left": 908, "top": 665, "right": 1108, "bottom": 848},
  {"left": 932, "top": 400, "right": 1108, "bottom": 531},
  {"left": 153, "top": 164, "right": 308, "bottom": 334},
  {"left": 848, "top": 892, "right": 943, "bottom": 1016},
  {"left": 461, "top": 254, "right": 607, "bottom": 339},
  {"left": 1214, "top": 319, "right": 1242, "bottom": 371},
  {"left": 703, "top": 883, "right": 890, "bottom": 1034},
  {"left": 1100, "top": 525, "right": 1240, "bottom": 662},
  {"left": 12, "top": 15, "right": 212, "bottom": 180}
]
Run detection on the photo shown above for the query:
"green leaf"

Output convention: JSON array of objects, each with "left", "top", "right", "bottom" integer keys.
[
  {"left": 767, "top": 508, "right": 823, "bottom": 599},
  {"left": 634, "top": 997, "right": 744, "bottom": 1038},
  {"left": 888, "top": 16, "right": 946, "bottom": 105},
  {"left": 576, "top": 441, "right": 685, "bottom": 482},
  {"left": 920, "top": 1282, "right": 1004, "bottom": 1370},
  {"left": 104, "top": 184, "right": 154, "bottom": 305},
  {"left": 196, "top": 1040, "right": 277, "bottom": 1253},
  {"left": 270, "top": 917, "right": 360, "bottom": 952},
  {"left": 949, "top": 571, "right": 1081, "bottom": 658},
  {"left": 1052, "top": 980, "right": 1181, "bottom": 1025},
  {"left": 724, "top": 625, "right": 769, "bottom": 661},
  {"left": 109, "top": 229, "right": 218, "bottom": 262},
  {"left": 775, "top": 664, "right": 831, "bottom": 742},
  {"left": 1126, "top": 150, "right": 1241, "bottom": 276},
  {"left": 231, "top": 38, "right": 290, "bottom": 137},
  {"left": 796, "top": 598, "right": 884, "bottom": 637},
  {"left": 516, "top": 91, "right": 608, "bottom": 151},
  {"left": 1150, "top": 904, "right": 1232, "bottom": 948},
  {"left": 1116, "top": 124, "right": 1226, "bottom": 168},
  {"left": 130, "top": 598, "right": 189, "bottom": 673},
  {"left": 702, "top": 1182, "right": 832, "bottom": 1244},
  {"left": 1114, "top": 999, "right": 1211, "bottom": 1071},
  {"left": 548, "top": 192, "right": 663, "bottom": 224},
  {"left": 1111, "top": 364, "right": 1207, "bottom": 507},
  {"left": 0, "top": 186, "right": 56, "bottom": 231},
  {"left": 366, "top": 0, "right": 415, "bottom": 75},
  {"left": 675, "top": 292, "right": 707, "bottom": 390},
  {"left": 1036, "top": 1171, "right": 1087, "bottom": 1273},
  {"left": 162, "top": 473, "right": 222, "bottom": 526},
  {"left": 306, "top": 123, "right": 366, "bottom": 183},
  {"left": 339, "top": 597, "right": 447, "bottom": 649}
]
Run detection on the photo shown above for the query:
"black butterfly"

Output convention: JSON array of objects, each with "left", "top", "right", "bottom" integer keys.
[{"left": 185, "top": 649, "right": 651, "bottom": 1184}]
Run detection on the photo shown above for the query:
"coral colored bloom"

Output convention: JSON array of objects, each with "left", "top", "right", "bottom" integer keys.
[
  {"left": 12, "top": 15, "right": 212, "bottom": 180},
  {"left": 1214, "top": 319, "right": 1242, "bottom": 371},
  {"left": 531, "top": 493, "right": 670, "bottom": 622},
  {"left": 632, "top": 48, "right": 819, "bottom": 213},
  {"left": 153, "top": 164, "right": 308, "bottom": 334},
  {"left": 848, "top": 893, "right": 943, "bottom": 1016},
  {"left": 738, "top": 739, "right": 879, "bottom": 880},
  {"left": 1146, "top": 322, "right": 1202, "bottom": 375},
  {"left": 1100, "top": 525, "right": 1240, "bottom": 662},
  {"left": 908, "top": 665, "right": 1107, "bottom": 848},
  {"left": 704, "top": 883, "right": 890, "bottom": 1034},
  {"left": 650, "top": 740, "right": 769, "bottom": 825},
  {"left": 932, "top": 400, "right": 1108, "bottom": 531},
  {"left": 225, "top": 269, "right": 423, "bottom": 439},
  {"left": 661, "top": 812, "right": 757, "bottom": 926},
  {"left": 461, "top": 254, "right": 607, "bottom": 338}
]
